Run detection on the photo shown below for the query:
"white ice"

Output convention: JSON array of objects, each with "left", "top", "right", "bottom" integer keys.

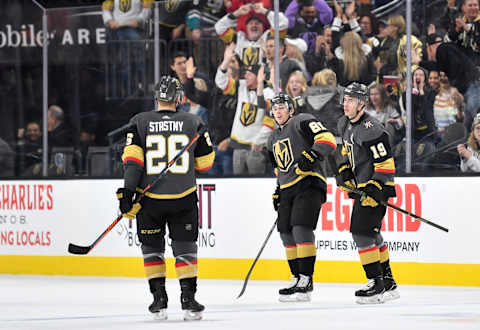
[{"left": 1, "top": 275, "right": 479, "bottom": 330}]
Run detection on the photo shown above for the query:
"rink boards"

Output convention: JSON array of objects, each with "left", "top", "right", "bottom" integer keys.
[{"left": 0, "top": 177, "right": 478, "bottom": 286}]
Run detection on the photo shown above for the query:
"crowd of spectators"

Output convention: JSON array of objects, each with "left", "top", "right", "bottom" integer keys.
[{"left": 7, "top": 0, "right": 480, "bottom": 177}]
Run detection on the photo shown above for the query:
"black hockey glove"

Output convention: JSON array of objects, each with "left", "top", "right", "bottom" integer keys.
[
  {"left": 297, "top": 149, "right": 323, "bottom": 172},
  {"left": 337, "top": 167, "right": 362, "bottom": 200},
  {"left": 272, "top": 185, "right": 281, "bottom": 211},
  {"left": 116, "top": 188, "right": 142, "bottom": 219},
  {"left": 360, "top": 182, "right": 385, "bottom": 207}
]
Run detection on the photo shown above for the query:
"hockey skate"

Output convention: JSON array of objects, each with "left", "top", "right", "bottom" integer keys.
[
  {"left": 149, "top": 287, "right": 168, "bottom": 320},
  {"left": 181, "top": 291, "right": 205, "bottom": 321},
  {"left": 279, "top": 276, "right": 299, "bottom": 302},
  {"left": 295, "top": 274, "right": 313, "bottom": 302},
  {"left": 355, "top": 276, "right": 385, "bottom": 305},
  {"left": 279, "top": 274, "right": 313, "bottom": 302},
  {"left": 383, "top": 275, "right": 400, "bottom": 302}
]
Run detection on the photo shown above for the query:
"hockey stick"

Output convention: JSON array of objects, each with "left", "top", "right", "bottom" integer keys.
[
  {"left": 237, "top": 219, "right": 278, "bottom": 299},
  {"left": 327, "top": 155, "right": 449, "bottom": 233},
  {"left": 68, "top": 132, "right": 201, "bottom": 255}
]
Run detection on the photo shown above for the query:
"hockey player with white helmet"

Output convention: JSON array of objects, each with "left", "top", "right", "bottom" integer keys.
[{"left": 334, "top": 82, "right": 400, "bottom": 304}]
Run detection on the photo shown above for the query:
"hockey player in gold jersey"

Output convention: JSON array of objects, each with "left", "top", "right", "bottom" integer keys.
[
  {"left": 267, "top": 93, "right": 336, "bottom": 302},
  {"left": 335, "top": 82, "right": 399, "bottom": 304},
  {"left": 117, "top": 76, "right": 215, "bottom": 320}
]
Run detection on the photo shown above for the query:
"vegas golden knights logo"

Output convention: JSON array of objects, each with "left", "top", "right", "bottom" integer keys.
[
  {"left": 343, "top": 139, "right": 355, "bottom": 170},
  {"left": 119, "top": 0, "right": 132, "bottom": 12},
  {"left": 274, "top": 138, "right": 294, "bottom": 172},
  {"left": 242, "top": 47, "right": 260, "bottom": 66},
  {"left": 240, "top": 103, "right": 257, "bottom": 126},
  {"left": 166, "top": 0, "right": 180, "bottom": 12}
]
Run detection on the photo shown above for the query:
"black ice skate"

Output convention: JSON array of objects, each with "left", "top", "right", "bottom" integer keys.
[
  {"left": 279, "top": 276, "right": 299, "bottom": 302},
  {"left": 383, "top": 275, "right": 400, "bottom": 302},
  {"left": 148, "top": 287, "right": 168, "bottom": 320},
  {"left": 295, "top": 274, "right": 313, "bottom": 302},
  {"left": 355, "top": 276, "right": 385, "bottom": 304},
  {"left": 279, "top": 274, "right": 313, "bottom": 302},
  {"left": 181, "top": 291, "right": 205, "bottom": 321}
]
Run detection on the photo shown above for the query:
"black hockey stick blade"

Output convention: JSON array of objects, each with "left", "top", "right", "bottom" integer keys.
[
  {"left": 67, "top": 214, "right": 123, "bottom": 255},
  {"left": 237, "top": 219, "right": 278, "bottom": 299},
  {"left": 68, "top": 243, "right": 92, "bottom": 255}
]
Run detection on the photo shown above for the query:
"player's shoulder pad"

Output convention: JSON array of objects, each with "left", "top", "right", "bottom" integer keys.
[
  {"left": 175, "top": 111, "right": 203, "bottom": 125},
  {"left": 295, "top": 112, "right": 317, "bottom": 121},
  {"left": 128, "top": 114, "right": 140, "bottom": 125},
  {"left": 357, "top": 114, "right": 386, "bottom": 144},
  {"left": 124, "top": 116, "right": 140, "bottom": 134},
  {"left": 337, "top": 115, "right": 349, "bottom": 135},
  {"left": 293, "top": 113, "right": 316, "bottom": 127}
]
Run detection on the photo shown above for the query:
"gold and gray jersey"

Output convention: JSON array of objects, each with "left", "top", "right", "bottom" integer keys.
[
  {"left": 337, "top": 112, "right": 396, "bottom": 196},
  {"left": 267, "top": 113, "right": 336, "bottom": 190},
  {"left": 121, "top": 110, "right": 215, "bottom": 199}
]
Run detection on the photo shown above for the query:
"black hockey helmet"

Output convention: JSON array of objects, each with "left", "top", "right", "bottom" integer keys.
[
  {"left": 153, "top": 75, "right": 185, "bottom": 104},
  {"left": 341, "top": 82, "right": 369, "bottom": 105},
  {"left": 271, "top": 92, "right": 295, "bottom": 112}
]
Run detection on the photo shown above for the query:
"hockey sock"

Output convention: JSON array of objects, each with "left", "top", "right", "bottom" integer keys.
[
  {"left": 296, "top": 242, "right": 316, "bottom": 276},
  {"left": 285, "top": 245, "right": 299, "bottom": 277},
  {"left": 292, "top": 226, "right": 316, "bottom": 276},
  {"left": 172, "top": 241, "right": 198, "bottom": 279},
  {"left": 358, "top": 246, "right": 382, "bottom": 279},
  {"left": 379, "top": 244, "right": 393, "bottom": 276},
  {"left": 280, "top": 232, "right": 299, "bottom": 277},
  {"left": 379, "top": 244, "right": 389, "bottom": 263},
  {"left": 141, "top": 244, "right": 166, "bottom": 281}
]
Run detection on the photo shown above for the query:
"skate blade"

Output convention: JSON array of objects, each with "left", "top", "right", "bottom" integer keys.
[
  {"left": 279, "top": 294, "right": 298, "bottom": 302},
  {"left": 152, "top": 309, "right": 168, "bottom": 320},
  {"left": 296, "top": 292, "right": 311, "bottom": 302},
  {"left": 384, "top": 289, "right": 400, "bottom": 302},
  {"left": 183, "top": 310, "right": 203, "bottom": 321},
  {"left": 279, "top": 293, "right": 311, "bottom": 302},
  {"left": 356, "top": 294, "right": 384, "bottom": 305}
]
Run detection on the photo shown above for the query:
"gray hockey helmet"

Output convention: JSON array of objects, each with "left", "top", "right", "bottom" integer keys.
[
  {"left": 341, "top": 82, "right": 369, "bottom": 105},
  {"left": 153, "top": 75, "right": 185, "bottom": 104}
]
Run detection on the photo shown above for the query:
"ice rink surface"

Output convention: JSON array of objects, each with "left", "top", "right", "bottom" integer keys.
[{"left": 1, "top": 275, "right": 479, "bottom": 330}]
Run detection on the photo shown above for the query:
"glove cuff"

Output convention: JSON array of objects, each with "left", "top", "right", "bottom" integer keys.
[
  {"left": 339, "top": 165, "right": 354, "bottom": 181},
  {"left": 116, "top": 187, "right": 135, "bottom": 200},
  {"left": 366, "top": 180, "right": 383, "bottom": 191},
  {"left": 301, "top": 150, "right": 317, "bottom": 163}
]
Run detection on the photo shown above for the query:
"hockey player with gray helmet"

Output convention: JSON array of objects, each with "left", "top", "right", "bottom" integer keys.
[
  {"left": 267, "top": 93, "right": 336, "bottom": 302},
  {"left": 334, "top": 82, "right": 399, "bottom": 304},
  {"left": 117, "top": 75, "right": 215, "bottom": 320}
]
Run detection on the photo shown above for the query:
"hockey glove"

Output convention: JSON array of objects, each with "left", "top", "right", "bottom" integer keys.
[
  {"left": 116, "top": 188, "right": 142, "bottom": 220},
  {"left": 360, "top": 182, "right": 385, "bottom": 208},
  {"left": 272, "top": 185, "right": 281, "bottom": 211},
  {"left": 336, "top": 167, "right": 362, "bottom": 200},
  {"left": 297, "top": 149, "right": 323, "bottom": 172}
]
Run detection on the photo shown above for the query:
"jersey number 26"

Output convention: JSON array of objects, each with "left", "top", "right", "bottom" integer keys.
[{"left": 145, "top": 134, "right": 189, "bottom": 174}]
